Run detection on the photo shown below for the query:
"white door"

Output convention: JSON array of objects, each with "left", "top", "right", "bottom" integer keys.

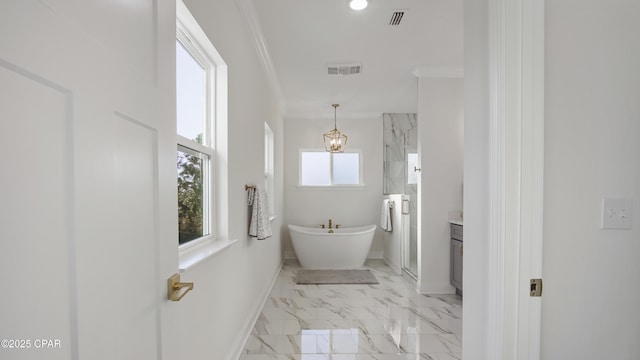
[{"left": 0, "top": 1, "right": 179, "bottom": 359}]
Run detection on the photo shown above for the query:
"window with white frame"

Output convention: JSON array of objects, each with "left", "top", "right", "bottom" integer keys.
[
  {"left": 264, "top": 122, "right": 275, "bottom": 218},
  {"left": 299, "top": 150, "right": 362, "bottom": 186},
  {"left": 407, "top": 152, "right": 418, "bottom": 185},
  {"left": 176, "top": 18, "right": 216, "bottom": 246}
]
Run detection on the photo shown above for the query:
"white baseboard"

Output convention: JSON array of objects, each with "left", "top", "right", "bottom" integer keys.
[
  {"left": 417, "top": 281, "right": 457, "bottom": 295},
  {"left": 383, "top": 257, "right": 402, "bottom": 275},
  {"left": 283, "top": 251, "right": 384, "bottom": 261},
  {"left": 227, "top": 259, "right": 284, "bottom": 360}
]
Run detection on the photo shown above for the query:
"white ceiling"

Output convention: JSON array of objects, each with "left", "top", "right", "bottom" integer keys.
[{"left": 250, "top": 0, "right": 463, "bottom": 119}]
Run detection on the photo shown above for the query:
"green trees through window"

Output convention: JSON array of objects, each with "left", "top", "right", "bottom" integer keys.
[{"left": 177, "top": 135, "right": 205, "bottom": 244}]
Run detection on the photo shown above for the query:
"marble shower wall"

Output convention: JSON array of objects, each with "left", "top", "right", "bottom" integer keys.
[
  {"left": 382, "top": 114, "right": 418, "bottom": 195},
  {"left": 383, "top": 113, "right": 417, "bottom": 195}
]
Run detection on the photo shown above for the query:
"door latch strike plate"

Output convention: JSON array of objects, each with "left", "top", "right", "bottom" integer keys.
[{"left": 530, "top": 278, "right": 542, "bottom": 297}]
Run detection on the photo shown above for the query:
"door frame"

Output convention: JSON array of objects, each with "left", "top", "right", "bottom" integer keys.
[{"left": 485, "top": 0, "right": 545, "bottom": 359}]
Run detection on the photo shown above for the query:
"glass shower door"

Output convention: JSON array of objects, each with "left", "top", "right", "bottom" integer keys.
[{"left": 404, "top": 150, "right": 418, "bottom": 277}]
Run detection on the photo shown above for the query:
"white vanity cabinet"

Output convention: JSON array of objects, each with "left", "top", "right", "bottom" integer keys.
[{"left": 450, "top": 223, "right": 463, "bottom": 295}]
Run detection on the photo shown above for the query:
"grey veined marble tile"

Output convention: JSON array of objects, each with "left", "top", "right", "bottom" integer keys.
[{"left": 242, "top": 260, "right": 462, "bottom": 358}]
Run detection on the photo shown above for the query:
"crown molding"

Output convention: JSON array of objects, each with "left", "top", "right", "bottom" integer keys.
[
  {"left": 412, "top": 66, "right": 464, "bottom": 78},
  {"left": 235, "top": 0, "right": 287, "bottom": 113},
  {"left": 285, "top": 111, "right": 383, "bottom": 120},
  {"left": 285, "top": 112, "right": 382, "bottom": 120}
]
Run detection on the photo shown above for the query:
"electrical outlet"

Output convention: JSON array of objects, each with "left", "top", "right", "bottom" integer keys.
[{"left": 601, "top": 198, "right": 634, "bottom": 230}]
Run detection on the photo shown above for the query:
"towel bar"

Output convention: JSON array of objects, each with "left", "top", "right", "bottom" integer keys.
[{"left": 245, "top": 184, "right": 255, "bottom": 190}]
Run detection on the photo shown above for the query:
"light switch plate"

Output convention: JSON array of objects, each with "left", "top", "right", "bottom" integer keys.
[{"left": 601, "top": 198, "right": 633, "bottom": 230}]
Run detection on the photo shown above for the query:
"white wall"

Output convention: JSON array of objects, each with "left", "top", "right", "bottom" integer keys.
[
  {"left": 283, "top": 116, "right": 384, "bottom": 259},
  {"left": 417, "top": 77, "right": 464, "bottom": 294},
  {"left": 463, "top": 1, "right": 640, "bottom": 359},
  {"left": 462, "top": 0, "right": 490, "bottom": 356},
  {"left": 542, "top": 1, "right": 640, "bottom": 358},
  {"left": 178, "top": 1, "right": 285, "bottom": 359}
]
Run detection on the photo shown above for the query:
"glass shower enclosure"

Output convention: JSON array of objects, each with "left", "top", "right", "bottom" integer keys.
[{"left": 383, "top": 113, "right": 418, "bottom": 277}]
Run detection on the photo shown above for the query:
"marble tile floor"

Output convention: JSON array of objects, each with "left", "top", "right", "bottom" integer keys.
[{"left": 240, "top": 259, "right": 462, "bottom": 360}]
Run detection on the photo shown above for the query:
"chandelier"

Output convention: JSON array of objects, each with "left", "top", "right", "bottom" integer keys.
[{"left": 323, "top": 104, "right": 348, "bottom": 153}]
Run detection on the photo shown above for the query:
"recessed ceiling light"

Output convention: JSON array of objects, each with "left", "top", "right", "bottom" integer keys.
[{"left": 348, "top": 0, "right": 368, "bottom": 11}]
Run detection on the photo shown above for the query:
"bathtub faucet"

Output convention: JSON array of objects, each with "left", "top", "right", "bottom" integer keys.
[{"left": 321, "top": 219, "right": 340, "bottom": 229}]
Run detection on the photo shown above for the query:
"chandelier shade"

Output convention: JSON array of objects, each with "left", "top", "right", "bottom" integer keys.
[{"left": 323, "top": 104, "right": 348, "bottom": 153}]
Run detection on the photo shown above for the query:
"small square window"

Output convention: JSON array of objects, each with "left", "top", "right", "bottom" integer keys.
[
  {"left": 301, "top": 152, "right": 331, "bottom": 185},
  {"left": 299, "top": 150, "right": 362, "bottom": 186},
  {"left": 332, "top": 153, "right": 359, "bottom": 185},
  {"left": 407, "top": 153, "right": 418, "bottom": 185}
]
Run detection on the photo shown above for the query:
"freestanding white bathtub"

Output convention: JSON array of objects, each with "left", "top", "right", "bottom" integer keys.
[{"left": 288, "top": 224, "right": 376, "bottom": 269}]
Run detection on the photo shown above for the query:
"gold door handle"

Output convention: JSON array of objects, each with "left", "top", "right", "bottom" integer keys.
[{"left": 167, "top": 273, "right": 194, "bottom": 301}]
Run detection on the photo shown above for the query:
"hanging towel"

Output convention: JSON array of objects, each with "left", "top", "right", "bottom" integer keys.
[
  {"left": 380, "top": 199, "right": 393, "bottom": 232},
  {"left": 248, "top": 185, "right": 272, "bottom": 240}
]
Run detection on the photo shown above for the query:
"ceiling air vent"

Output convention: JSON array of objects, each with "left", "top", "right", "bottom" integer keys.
[
  {"left": 327, "top": 63, "right": 361, "bottom": 76},
  {"left": 389, "top": 10, "right": 406, "bottom": 26}
]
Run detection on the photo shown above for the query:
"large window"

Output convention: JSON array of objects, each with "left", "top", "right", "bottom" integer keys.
[
  {"left": 175, "top": 0, "right": 228, "bottom": 267},
  {"left": 176, "top": 22, "right": 215, "bottom": 246},
  {"left": 299, "top": 150, "right": 362, "bottom": 186}
]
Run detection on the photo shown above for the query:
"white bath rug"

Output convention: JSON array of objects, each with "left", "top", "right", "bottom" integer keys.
[{"left": 295, "top": 269, "right": 379, "bottom": 285}]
